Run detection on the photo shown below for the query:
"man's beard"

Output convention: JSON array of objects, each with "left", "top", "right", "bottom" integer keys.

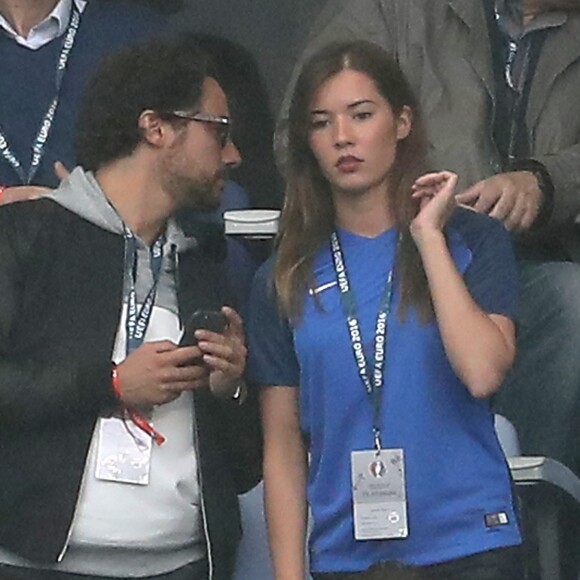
[{"left": 165, "top": 169, "right": 225, "bottom": 211}]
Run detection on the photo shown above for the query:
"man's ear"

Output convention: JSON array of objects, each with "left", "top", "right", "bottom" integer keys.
[
  {"left": 138, "top": 110, "right": 167, "bottom": 147},
  {"left": 396, "top": 105, "right": 413, "bottom": 141}
]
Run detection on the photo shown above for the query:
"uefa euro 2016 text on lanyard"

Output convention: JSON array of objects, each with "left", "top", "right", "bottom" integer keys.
[
  {"left": 96, "top": 227, "right": 167, "bottom": 486},
  {"left": 330, "top": 231, "right": 408, "bottom": 541},
  {"left": 0, "top": 6, "right": 81, "bottom": 184},
  {"left": 121, "top": 226, "right": 166, "bottom": 446}
]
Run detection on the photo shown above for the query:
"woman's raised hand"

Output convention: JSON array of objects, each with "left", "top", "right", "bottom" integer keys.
[{"left": 410, "top": 171, "right": 458, "bottom": 247}]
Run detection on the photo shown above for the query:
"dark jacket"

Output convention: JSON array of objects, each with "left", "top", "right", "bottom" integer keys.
[{"left": 0, "top": 199, "right": 261, "bottom": 580}]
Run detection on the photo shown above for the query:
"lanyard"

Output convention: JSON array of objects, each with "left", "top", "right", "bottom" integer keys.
[
  {"left": 123, "top": 226, "right": 165, "bottom": 355},
  {"left": 0, "top": 6, "right": 81, "bottom": 184},
  {"left": 330, "top": 231, "right": 394, "bottom": 452},
  {"left": 494, "top": 7, "right": 531, "bottom": 94},
  {"left": 116, "top": 227, "right": 167, "bottom": 446},
  {"left": 494, "top": 6, "right": 533, "bottom": 162}
]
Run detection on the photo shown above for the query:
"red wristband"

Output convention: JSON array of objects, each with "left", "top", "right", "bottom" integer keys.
[
  {"left": 111, "top": 364, "right": 122, "bottom": 400},
  {"left": 111, "top": 363, "right": 165, "bottom": 445},
  {"left": 0, "top": 186, "right": 6, "bottom": 203}
]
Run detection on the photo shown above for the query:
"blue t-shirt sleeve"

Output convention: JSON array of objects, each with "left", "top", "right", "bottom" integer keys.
[
  {"left": 246, "top": 258, "right": 300, "bottom": 387},
  {"left": 453, "top": 211, "right": 519, "bottom": 319}
]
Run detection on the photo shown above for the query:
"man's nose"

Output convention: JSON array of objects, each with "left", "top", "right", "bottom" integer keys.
[{"left": 223, "top": 139, "right": 241, "bottom": 168}]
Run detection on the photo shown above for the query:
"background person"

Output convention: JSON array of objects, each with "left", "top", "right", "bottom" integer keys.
[{"left": 0, "top": 0, "right": 162, "bottom": 204}]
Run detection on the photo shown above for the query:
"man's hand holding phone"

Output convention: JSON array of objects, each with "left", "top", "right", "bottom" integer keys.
[
  {"left": 189, "top": 306, "right": 247, "bottom": 400},
  {"left": 114, "top": 306, "right": 246, "bottom": 408},
  {"left": 113, "top": 340, "right": 209, "bottom": 409}
]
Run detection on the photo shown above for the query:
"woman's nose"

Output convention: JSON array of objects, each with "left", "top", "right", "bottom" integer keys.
[{"left": 333, "top": 116, "right": 353, "bottom": 148}]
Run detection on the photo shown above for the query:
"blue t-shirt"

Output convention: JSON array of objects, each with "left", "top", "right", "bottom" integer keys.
[{"left": 247, "top": 209, "right": 521, "bottom": 573}]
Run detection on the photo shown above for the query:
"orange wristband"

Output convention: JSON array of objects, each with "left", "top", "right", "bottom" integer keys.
[
  {"left": 111, "top": 363, "right": 165, "bottom": 445},
  {"left": 111, "top": 364, "right": 122, "bottom": 400}
]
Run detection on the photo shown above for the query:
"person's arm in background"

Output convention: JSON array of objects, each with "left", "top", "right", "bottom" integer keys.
[
  {"left": 455, "top": 141, "right": 580, "bottom": 236},
  {"left": 455, "top": 170, "right": 543, "bottom": 232},
  {"left": 411, "top": 171, "right": 517, "bottom": 398},
  {"left": 0, "top": 161, "right": 70, "bottom": 205},
  {"left": 454, "top": 16, "right": 580, "bottom": 237},
  {"left": 0, "top": 185, "right": 48, "bottom": 204}
]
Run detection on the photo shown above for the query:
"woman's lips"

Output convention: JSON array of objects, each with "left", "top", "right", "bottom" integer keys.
[{"left": 336, "top": 155, "right": 363, "bottom": 173}]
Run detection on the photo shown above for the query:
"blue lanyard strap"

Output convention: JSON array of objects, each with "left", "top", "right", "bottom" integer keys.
[
  {"left": 330, "top": 231, "right": 394, "bottom": 451},
  {"left": 124, "top": 226, "right": 165, "bottom": 355},
  {"left": 0, "top": 6, "right": 81, "bottom": 184}
]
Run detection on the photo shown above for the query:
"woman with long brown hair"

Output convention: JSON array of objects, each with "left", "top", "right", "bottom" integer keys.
[{"left": 247, "top": 40, "right": 524, "bottom": 579}]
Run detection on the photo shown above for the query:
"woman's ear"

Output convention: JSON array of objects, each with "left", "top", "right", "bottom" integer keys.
[{"left": 396, "top": 106, "right": 413, "bottom": 141}]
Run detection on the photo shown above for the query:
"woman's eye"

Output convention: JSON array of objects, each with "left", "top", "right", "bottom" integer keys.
[
  {"left": 354, "top": 111, "right": 372, "bottom": 121},
  {"left": 310, "top": 118, "right": 329, "bottom": 130}
]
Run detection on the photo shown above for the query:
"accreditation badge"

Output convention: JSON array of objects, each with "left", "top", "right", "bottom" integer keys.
[
  {"left": 351, "top": 449, "right": 408, "bottom": 540},
  {"left": 95, "top": 416, "right": 152, "bottom": 485}
]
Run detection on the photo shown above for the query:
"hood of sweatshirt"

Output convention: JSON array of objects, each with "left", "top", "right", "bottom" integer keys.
[
  {"left": 45, "top": 167, "right": 197, "bottom": 253},
  {"left": 45, "top": 166, "right": 203, "bottom": 313}
]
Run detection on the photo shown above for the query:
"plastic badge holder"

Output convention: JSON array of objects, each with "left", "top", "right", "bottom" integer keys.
[{"left": 223, "top": 209, "right": 280, "bottom": 239}]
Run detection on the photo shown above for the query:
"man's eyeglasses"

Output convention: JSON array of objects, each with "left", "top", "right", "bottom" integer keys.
[{"left": 170, "top": 110, "right": 232, "bottom": 148}]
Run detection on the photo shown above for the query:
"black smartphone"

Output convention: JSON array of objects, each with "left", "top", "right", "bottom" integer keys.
[{"left": 181, "top": 309, "right": 228, "bottom": 347}]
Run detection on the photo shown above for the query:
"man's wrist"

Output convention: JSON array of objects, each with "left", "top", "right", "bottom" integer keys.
[
  {"left": 111, "top": 363, "right": 122, "bottom": 400},
  {"left": 231, "top": 381, "right": 247, "bottom": 404},
  {"left": 211, "top": 379, "right": 247, "bottom": 404},
  {"left": 508, "top": 159, "right": 554, "bottom": 228}
]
